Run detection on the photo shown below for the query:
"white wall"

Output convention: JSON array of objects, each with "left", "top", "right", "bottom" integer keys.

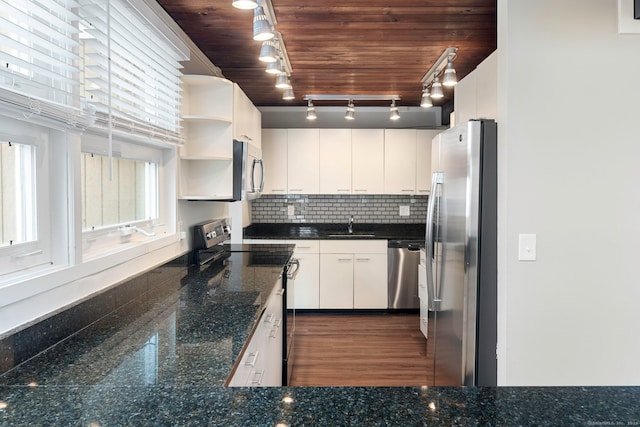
[{"left": 497, "top": 0, "right": 640, "bottom": 385}]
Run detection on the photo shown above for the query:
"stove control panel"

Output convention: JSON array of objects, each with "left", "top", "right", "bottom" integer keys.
[{"left": 193, "top": 219, "right": 231, "bottom": 250}]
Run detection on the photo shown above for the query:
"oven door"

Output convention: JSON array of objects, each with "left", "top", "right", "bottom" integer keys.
[{"left": 282, "top": 257, "right": 300, "bottom": 385}]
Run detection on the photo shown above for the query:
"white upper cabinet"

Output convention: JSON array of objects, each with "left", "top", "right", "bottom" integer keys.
[
  {"left": 319, "top": 129, "right": 352, "bottom": 194},
  {"left": 287, "top": 128, "right": 320, "bottom": 194},
  {"left": 352, "top": 129, "right": 384, "bottom": 194},
  {"left": 179, "top": 75, "right": 234, "bottom": 200},
  {"left": 261, "top": 128, "right": 438, "bottom": 196},
  {"left": 384, "top": 129, "right": 417, "bottom": 195},
  {"left": 262, "top": 129, "right": 288, "bottom": 194},
  {"left": 416, "top": 129, "right": 440, "bottom": 194},
  {"left": 233, "top": 84, "right": 261, "bottom": 149}
]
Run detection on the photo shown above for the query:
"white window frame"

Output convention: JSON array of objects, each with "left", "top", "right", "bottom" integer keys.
[
  {"left": 0, "top": 117, "right": 54, "bottom": 278},
  {"left": 80, "top": 131, "right": 174, "bottom": 260}
]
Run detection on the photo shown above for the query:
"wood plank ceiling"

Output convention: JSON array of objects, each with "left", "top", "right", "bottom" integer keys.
[{"left": 157, "top": 0, "right": 497, "bottom": 108}]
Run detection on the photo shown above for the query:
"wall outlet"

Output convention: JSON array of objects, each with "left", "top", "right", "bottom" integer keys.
[
  {"left": 399, "top": 205, "right": 410, "bottom": 216},
  {"left": 287, "top": 205, "right": 295, "bottom": 216}
]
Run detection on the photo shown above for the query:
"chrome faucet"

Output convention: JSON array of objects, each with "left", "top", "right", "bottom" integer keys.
[{"left": 348, "top": 215, "right": 354, "bottom": 234}]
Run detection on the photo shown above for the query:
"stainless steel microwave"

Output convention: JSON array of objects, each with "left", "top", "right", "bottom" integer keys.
[{"left": 232, "top": 140, "right": 264, "bottom": 201}]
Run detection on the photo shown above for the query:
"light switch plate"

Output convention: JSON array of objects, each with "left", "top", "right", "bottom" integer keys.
[
  {"left": 287, "top": 205, "right": 295, "bottom": 216},
  {"left": 518, "top": 234, "right": 537, "bottom": 261},
  {"left": 399, "top": 206, "right": 410, "bottom": 216}
]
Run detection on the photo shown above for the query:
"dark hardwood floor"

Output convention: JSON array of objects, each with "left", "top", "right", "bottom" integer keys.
[{"left": 289, "top": 312, "right": 432, "bottom": 386}]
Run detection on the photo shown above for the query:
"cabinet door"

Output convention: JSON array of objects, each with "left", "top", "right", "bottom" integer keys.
[
  {"left": 261, "top": 282, "right": 283, "bottom": 386},
  {"left": 352, "top": 129, "right": 384, "bottom": 194},
  {"left": 416, "top": 130, "right": 439, "bottom": 194},
  {"left": 319, "top": 253, "right": 354, "bottom": 309},
  {"left": 384, "top": 129, "right": 417, "bottom": 194},
  {"left": 290, "top": 248, "right": 320, "bottom": 309},
  {"left": 262, "top": 129, "right": 288, "bottom": 194},
  {"left": 233, "top": 84, "right": 261, "bottom": 148},
  {"left": 319, "top": 129, "right": 351, "bottom": 194},
  {"left": 287, "top": 129, "right": 319, "bottom": 194},
  {"left": 353, "top": 253, "right": 387, "bottom": 309}
]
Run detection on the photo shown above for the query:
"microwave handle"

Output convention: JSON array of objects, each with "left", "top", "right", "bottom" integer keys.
[
  {"left": 254, "top": 159, "right": 264, "bottom": 192},
  {"left": 250, "top": 159, "right": 258, "bottom": 192}
]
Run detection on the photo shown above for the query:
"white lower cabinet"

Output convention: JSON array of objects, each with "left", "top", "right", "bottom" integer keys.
[
  {"left": 228, "top": 278, "right": 283, "bottom": 386},
  {"left": 242, "top": 239, "right": 388, "bottom": 310},
  {"left": 353, "top": 253, "right": 388, "bottom": 309},
  {"left": 319, "top": 240, "right": 387, "bottom": 309},
  {"left": 290, "top": 241, "right": 320, "bottom": 309},
  {"left": 319, "top": 253, "right": 354, "bottom": 309}
]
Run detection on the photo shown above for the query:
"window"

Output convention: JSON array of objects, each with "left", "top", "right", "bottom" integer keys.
[
  {"left": 81, "top": 153, "right": 158, "bottom": 231},
  {"left": 0, "top": 118, "right": 53, "bottom": 278},
  {"left": 0, "top": 141, "right": 36, "bottom": 246}
]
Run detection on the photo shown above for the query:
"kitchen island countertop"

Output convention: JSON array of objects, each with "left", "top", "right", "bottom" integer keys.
[{"left": 1, "top": 384, "right": 639, "bottom": 425}]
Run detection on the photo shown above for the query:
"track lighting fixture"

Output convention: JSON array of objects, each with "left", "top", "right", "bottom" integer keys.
[
  {"left": 275, "top": 74, "right": 292, "bottom": 89},
  {"left": 420, "top": 87, "right": 433, "bottom": 108},
  {"left": 430, "top": 76, "right": 444, "bottom": 99},
  {"left": 232, "top": 0, "right": 258, "bottom": 9},
  {"left": 345, "top": 100, "right": 355, "bottom": 120},
  {"left": 304, "top": 94, "right": 401, "bottom": 121},
  {"left": 420, "top": 46, "right": 458, "bottom": 105},
  {"left": 282, "top": 87, "right": 294, "bottom": 100},
  {"left": 306, "top": 100, "right": 317, "bottom": 120},
  {"left": 258, "top": 40, "right": 278, "bottom": 62},
  {"left": 442, "top": 59, "right": 457, "bottom": 87},
  {"left": 389, "top": 100, "right": 400, "bottom": 121},
  {"left": 253, "top": 6, "right": 274, "bottom": 41}
]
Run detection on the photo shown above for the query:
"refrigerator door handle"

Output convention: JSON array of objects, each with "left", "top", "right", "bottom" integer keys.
[{"left": 425, "top": 172, "right": 444, "bottom": 311}]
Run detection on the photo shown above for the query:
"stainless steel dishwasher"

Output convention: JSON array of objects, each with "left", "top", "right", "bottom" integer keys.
[{"left": 387, "top": 240, "right": 422, "bottom": 309}]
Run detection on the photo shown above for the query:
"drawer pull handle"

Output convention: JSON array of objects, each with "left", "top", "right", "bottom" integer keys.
[
  {"left": 337, "top": 258, "right": 352, "bottom": 262},
  {"left": 250, "top": 371, "right": 265, "bottom": 385},
  {"left": 355, "top": 258, "right": 370, "bottom": 261},
  {"left": 244, "top": 351, "right": 259, "bottom": 367}
]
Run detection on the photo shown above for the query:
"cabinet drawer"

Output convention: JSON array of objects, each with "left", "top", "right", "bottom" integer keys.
[
  {"left": 290, "top": 240, "right": 319, "bottom": 254},
  {"left": 420, "top": 248, "right": 426, "bottom": 265},
  {"left": 320, "top": 239, "right": 386, "bottom": 254}
]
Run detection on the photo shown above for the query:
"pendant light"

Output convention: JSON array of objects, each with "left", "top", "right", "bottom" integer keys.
[
  {"left": 232, "top": 0, "right": 258, "bottom": 9},
  {"left": 275, "top": 74, "right": 292, "bottom": 89},
  {"left": 282, "top": 87, "right": 294, "bottom": 100},
  {"left": 389, "top": 100, "right": 400, "bottom": 121},
  {"left": 442, "top": 60, "right": 457, "bottom": 87},
  {"left": 265, "top": 58, "right": 285, "bottom": 74},
  {"left": 253, "top": 6, "right": 274, "bottom": 41},
  {"left": 345, "top": 100, "right": 355, "bottom": 120},
  {"left": 420, "top": 87, "right": 433, "bottom": 108},
  {"left": 431, "top": 76, "right": 444, "bottom": 99},
  {"left": 306, "top": 100, "right": 317, "bottom": 120},
  {"left": 258, "top": 40, "right": 278, "bottom": 62}
]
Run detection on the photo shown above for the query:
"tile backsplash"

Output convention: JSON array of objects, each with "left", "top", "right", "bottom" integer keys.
[{"left": 251, "top": 194, "right": 428, "bottom": 224}]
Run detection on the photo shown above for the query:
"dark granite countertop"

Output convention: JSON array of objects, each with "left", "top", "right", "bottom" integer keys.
[
  {"left": 1, "top": 384, "right": 639, "bottom": 425},
  {"left": 244, "top": 222, "right": 426, "bottom": 241},
  {"left": 0, "top": 246, "right": 294, "bottom": 388},
  {"left": 1, "top": 243, "right": 639, "bottom": 425}
]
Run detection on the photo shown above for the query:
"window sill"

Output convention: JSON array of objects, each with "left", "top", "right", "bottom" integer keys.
[{"left": 0, "top": 233, "right": 183, "bottom": 310}]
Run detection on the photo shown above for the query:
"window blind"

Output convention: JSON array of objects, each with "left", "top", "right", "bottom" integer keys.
[
  {"left": 0, "top": 0, "right": 91, "bottom": 128},
  {"left": 79, "top": 0, "right": 188, "bottom": 145}
]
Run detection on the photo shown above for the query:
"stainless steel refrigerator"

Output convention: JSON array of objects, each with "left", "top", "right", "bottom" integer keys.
[{"left": 425, "top": 119, "right": 497, "bottom": 386}]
